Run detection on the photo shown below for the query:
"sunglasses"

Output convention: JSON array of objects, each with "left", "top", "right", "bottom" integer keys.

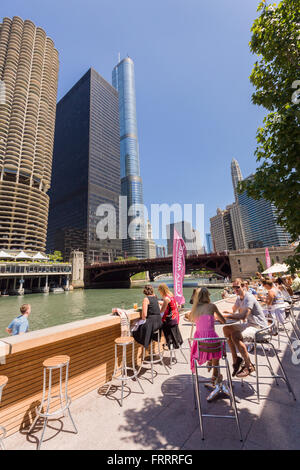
[{"left": 233, "top": 285, "right": 241, "bottom": 290}]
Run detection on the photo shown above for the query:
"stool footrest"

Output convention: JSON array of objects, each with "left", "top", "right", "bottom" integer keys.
[
  {"left": 112, "top": 367, "right": 140, "bottom": 381},
  {"left": 36, "top": 398, "right": 72, "bottom": 418}
]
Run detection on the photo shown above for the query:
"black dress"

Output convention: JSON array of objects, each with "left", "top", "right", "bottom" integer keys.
[{"left": 132, "top": 296, "right": 162, "bottom": 348}]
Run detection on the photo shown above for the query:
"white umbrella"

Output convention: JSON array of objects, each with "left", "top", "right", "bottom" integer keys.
[
  {"left": 0, "top": 250, "right": 13, "bottom": 259},
  {"left": 33, "top": 252, "right": 49, "bottom": 261},
  {"left": 262, "top": 263, "right": 289, "bottom": 274},
  {"left": 15, "top": 251, "right": 32, "bottom": 260}
]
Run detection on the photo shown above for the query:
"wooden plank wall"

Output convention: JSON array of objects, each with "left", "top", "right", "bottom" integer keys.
[{"left": 0, "top": 320, "right": 161, "bottom": 438}]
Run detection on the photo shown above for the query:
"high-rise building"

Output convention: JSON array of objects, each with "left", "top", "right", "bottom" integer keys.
[
  {"left": 112, "top": 57, "right": 146, "bottom": 259},
  {"left": 145, "top": 219, "right": 156, "bottom": 258},
  {"left": 156, "top": 245, "right": 167, "bottom": 258},
  {"left": 47, "top": 68, "right": 122, "bottom": 262},
  {"left": 0, "top": 17, "right": 59, "bottom": 252},
  {"left": 210, "top": 208, "right": 236, "bottom": 252},
  {"left": 231, "top": 158, "right": 243, "bottom": 201},
  {"left": 226, "top": 202, "right": 247, "bottom": 250},
  {"left": 167, "top": 221, "right": 202, "bottom": 255},
  {"left": 205, "top": 233, "right": 213, "bottom": 253},
  {"left": 237, "top": 176, "right": 290, "bottom": 248}
]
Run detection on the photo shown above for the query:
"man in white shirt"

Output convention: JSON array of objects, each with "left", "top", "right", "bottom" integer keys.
[{"left": 223, "top": 279, "right": 268, "bottom": 378}]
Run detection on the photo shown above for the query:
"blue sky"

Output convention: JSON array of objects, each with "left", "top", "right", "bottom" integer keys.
[{"left": 1, "top": 0, "right": 267, "bottom": 247}]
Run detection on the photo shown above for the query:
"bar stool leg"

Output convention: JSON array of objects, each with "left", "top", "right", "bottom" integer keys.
[
  {"left": 150, "top": 341, "right": 154, "bottom": 384},
  {"left": 194, "top": 360, "right": 204, "bottom": 440},
  {"left": 65, "top": 363, "right": 77, "bottom": 433},
  {"left": 225, "top": 358, "right": 243, "bottom": 441},
  {"left": 132, "top": 341, "right": 144, "bottom": 393},
  {"left": 120, "top": 344, "right": 127, "bottom": 406},
  {"left": 270, "top": 343, "right": 297, "bottom": 400},
  {"left": 106, "top": 343, "right": 118, "bottom": 396},
  {"left": 255, "top": 341, "right": 260, "bottom": 403}
]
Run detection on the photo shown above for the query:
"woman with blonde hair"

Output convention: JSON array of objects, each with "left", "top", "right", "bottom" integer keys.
[
  {"left": 158, "top": 283, "right": 183, "bottom": 349},
  {"left": 190, "top": 287, "right": 226, "bottom": 383}
]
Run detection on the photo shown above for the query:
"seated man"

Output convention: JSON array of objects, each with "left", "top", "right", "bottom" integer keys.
[{"left": 223, "top": 279, "right": 268, "bottom": 378}]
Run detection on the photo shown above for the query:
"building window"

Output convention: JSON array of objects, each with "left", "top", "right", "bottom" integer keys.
[
  {"left": 276, "top": 256, "right": 279, "bottom": 262},
  {"left": 238, "top": 259, "right": 241, "bottom": 265},
  {"left": 239, "top": 268, "right": 242, "bottom": 273}
]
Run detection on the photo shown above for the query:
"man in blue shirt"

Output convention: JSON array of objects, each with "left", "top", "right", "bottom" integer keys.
[{"left": 6, "top": 304, "right": 31, "bottom": 336}]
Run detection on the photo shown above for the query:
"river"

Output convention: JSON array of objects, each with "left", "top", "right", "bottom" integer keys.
[{"left": 0, "top": 281, "right": 223, "bottom": 336}]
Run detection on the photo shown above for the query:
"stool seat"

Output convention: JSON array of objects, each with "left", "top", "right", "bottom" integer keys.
[
  {"left": 43, "top": 355, "right": 70, "bottom": 368},
  {"left": 0, "top": 376, "right": 8, "bottom": 387},
  {"left": 115, "top": 336, "right": 134, "bottom": 345}
]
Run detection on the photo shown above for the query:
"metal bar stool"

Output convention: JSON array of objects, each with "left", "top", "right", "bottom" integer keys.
[
  {"left": 251, "top": 321, "right": 297, "bottom": 403},
  {"left": 169, "top": 342, "right": 188, "bottom": 368},
  {"left": 267, "top": 306, "right": 300, "bottom": 352},
  {"left": 140, "top": 329, "right": 170, "bottom": 384},
  {"left": 189, "top": 337, "right": 243, "bottom": 442},
  {"left": 106, "top": 336, "right": 144, "bottom": 406},
  {"left": 0, "top": 376, "right": 8, "bottom": 450},
  {"left": 29, "top": 355, "right": 77, "bottom": 450}
]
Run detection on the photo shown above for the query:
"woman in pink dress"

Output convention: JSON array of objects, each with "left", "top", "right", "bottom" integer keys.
[{"left": 190, "top": 288, "right": 226, "bottom": 383}]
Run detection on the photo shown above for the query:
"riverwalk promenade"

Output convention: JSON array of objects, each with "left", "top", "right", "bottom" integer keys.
[{"left": 3, "top": 298, "right": 300, "bottom": 450}]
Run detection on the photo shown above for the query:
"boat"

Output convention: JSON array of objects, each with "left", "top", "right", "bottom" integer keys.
[{"left": 50, "top": 287, "right": 64, "bottom": 293}]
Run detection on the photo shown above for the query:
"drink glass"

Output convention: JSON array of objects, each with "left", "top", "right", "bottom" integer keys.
[{"left": 133, "top": 303, "right": 138, "bottom": 310}]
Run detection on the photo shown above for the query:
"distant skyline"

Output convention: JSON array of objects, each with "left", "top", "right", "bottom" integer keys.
[{"left": 1, "top": 0, "right": 267, "bottom": 247}]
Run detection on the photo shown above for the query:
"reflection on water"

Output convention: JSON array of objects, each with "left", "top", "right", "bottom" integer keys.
[{"left": 0, "top": 283, "right": 223, "bottom": 335}]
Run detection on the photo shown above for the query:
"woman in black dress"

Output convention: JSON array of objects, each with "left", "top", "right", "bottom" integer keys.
[{"left": 132, "top": 285, "right": 162, "bottom": 348}]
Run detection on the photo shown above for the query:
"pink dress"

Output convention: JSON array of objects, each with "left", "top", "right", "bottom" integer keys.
[{"left": 190, "top": 314, "right": 222, "bottom": 372}]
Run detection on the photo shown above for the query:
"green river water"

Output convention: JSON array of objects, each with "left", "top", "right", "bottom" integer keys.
[{"left": 0, "top": 281, "right": 223, "bottom": 336}]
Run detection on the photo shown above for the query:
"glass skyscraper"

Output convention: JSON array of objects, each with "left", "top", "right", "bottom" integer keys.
[
  {"left": 238, "top": 175, "right": 290, "bottom": 248},
  {"left": 112, "top": 57, "right": 146, "bottom": 258},
  {"left": 47, "top": 68, "right": 122, "bottom": 262}
]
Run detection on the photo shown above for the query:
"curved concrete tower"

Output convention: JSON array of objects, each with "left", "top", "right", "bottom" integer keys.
[{"left": 0, "top": 16, "right": 59, "bottom": 252}]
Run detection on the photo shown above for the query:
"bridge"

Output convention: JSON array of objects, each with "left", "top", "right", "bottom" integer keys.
[{"left": 84, "top": 253, "right": 231, "bottom": 288}]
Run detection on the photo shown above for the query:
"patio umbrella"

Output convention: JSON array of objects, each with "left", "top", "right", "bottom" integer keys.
[
  {"left": 262, "top": 263, "right": 289, "bottom": 274},
  {"left": 15, "top": 251, "right": 32, "bottom": 260},
  {"left": 32, "top": 252, "right": 49, "bottom": 261},
  {"left": 0, "top": 250, "right": 13, "bottom": 259}
]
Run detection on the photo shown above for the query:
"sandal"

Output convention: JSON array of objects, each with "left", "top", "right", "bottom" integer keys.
[
  {"left": 232, "top": 357, "right": 243, "bottom": 377},
  {"left": 236, "top": 363, "right": 255, "bottom": 378}
]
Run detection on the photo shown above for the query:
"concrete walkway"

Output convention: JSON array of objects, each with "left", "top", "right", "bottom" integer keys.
[{"left": 5, "top": 302, "right": 300, "bottom": 450}]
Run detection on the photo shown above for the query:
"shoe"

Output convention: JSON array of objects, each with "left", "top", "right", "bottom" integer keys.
[
  {"left": 232, "top": 357, "right": 243, "bottom": 377},
  {"left": 236, "top": 363, "right": 255, "bottom": 378}
]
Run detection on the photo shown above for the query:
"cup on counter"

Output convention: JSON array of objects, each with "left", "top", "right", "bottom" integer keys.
[{"left": 133, "top": 303, "right": 138, "bottom": 310}]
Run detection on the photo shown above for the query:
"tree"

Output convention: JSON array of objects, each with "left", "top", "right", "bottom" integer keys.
[
  {"left": 49, "top": 251, "right": 63, "bottom": 262},
  {"left": 239, "top": 0, "right": 300, "bottom": 271}
]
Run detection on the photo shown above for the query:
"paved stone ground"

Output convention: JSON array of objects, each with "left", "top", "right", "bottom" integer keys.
[{"left": 5, "top": 302, "right": 300, "bottom": 450}]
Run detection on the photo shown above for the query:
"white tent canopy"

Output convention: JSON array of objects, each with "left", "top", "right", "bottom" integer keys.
[
  {"left": 32, "top": 252, "right": 49, "bottom": 260},
  {"left": 0, "top": 250, "right": 13, "bottom": 259},
  {"left": 262, "top": 263, "right": 289, "bottom": 274},
  {"left": 15, "top": 251, "right": 32, "bottom": 260}
]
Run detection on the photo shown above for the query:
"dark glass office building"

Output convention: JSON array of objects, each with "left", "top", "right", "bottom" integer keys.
[
  {"left": 47, "top": 68, "right": 122, "bottom": 262},
  {"left": 238, "top": 176, "right": 290, "bottom": 248},
  {"left": 112, "top": 57, "right": 146, "bottom": 258}
]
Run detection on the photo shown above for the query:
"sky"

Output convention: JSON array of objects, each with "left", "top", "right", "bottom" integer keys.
[{"left": 1, "top": 0, "right": 267, "bottom": 247}]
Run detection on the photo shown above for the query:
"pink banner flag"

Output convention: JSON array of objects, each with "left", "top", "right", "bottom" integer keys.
[
  {"left": 265, "top": 247, "right": 271, "bottom": 269},
  {"left": 173, "top": 228, "right": 187, "bottom": 305}
]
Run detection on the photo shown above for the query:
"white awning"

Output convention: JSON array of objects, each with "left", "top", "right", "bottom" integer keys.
[
  {"left": 15, "top": 251, "right": 32, "bottom": 260},
  {"left": 32, "top": 252, "right": 49, "bottom": 260},
  {"left": 0, "top": 250, "right": 13, "bottom": 259},
  {"left": 262, "top": 263, "right": 289, "bottom": 274}
]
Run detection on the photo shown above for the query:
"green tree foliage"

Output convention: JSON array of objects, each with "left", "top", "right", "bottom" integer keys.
[
  {"left": 239, "top": 0, "right": 300, "bottom": 271},
  {"left": 48, "top": 251, "right": 63, "bottom": 262}
]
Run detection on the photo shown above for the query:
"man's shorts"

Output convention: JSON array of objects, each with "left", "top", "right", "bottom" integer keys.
[{"left": 236, "top": 323, "right": 261, "bottom": 342}]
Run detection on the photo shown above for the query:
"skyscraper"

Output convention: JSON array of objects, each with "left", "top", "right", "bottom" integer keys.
[
  {"left": 0, "top": 17, "right": 59, "bottom": 252},
  {"left": 112, "top": 57, "right": 146, "bottom": 258},
  {"left": 167, "top": 221, "right": 203, "bottom": 255},
  {"left": 47, "top": 68, "right": 122, "bottom": 262},
  {"left": 237, "top": 176, "right": 290, "bottom": 248},
  {"left": 210, "top": 209, "right": 236, "bottom": 252},
  {"left": 231, "top": 158, "right": 243, "bottom": 201}
]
